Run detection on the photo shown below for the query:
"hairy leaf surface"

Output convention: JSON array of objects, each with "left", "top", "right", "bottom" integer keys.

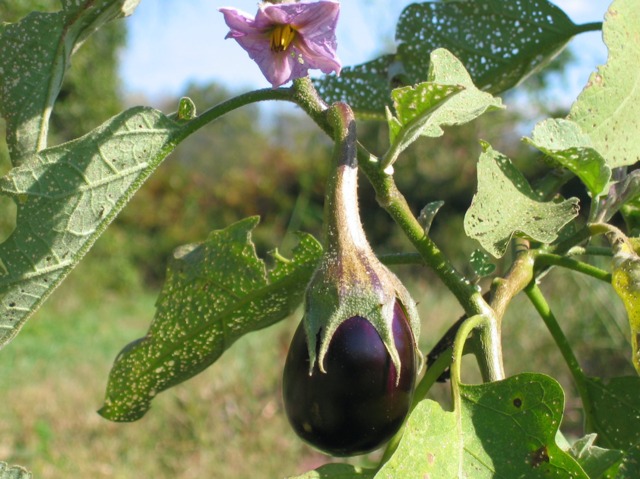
[
  {"left": 100, "top": 217, "right": 322, "bottom": 422},
  {"left": 0, "top": 462, "right": 31, "bottom": 479},
  {"left": 525, "top": 118, "right": 611, "bottom": 197},
  {"left": 377, "top": 374, "right": 587, "bottom": 478},
  {"left": 384, "top": 49, "right": 502, "bottom": 166},
  {"left": 464, "top": 142, "right": 579, "bottom": 257},
  {"left": 569, "top": 0, "right": 640, "bottom": 168},
  {"left": 315, "top": 0, "right": 592, "bottom": 117},
  {"left": 397, "top": 0, "right": 587, "bottom": 94},
  {"left": 0, "top": 0, "right": 139, "bottom": 164},
  {"left": 0, "top": 106, "right": 186, "bottom": 349}
]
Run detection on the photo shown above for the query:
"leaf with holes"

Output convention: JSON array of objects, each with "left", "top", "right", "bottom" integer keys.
[
  {"left": 0, "top": 0, "right": 139, "bottom": 165},
  {"left": 385, "top": 49, "right": 503, "bottom": 166},
  {"left": 0, "top": 462, "right": 31, "bottom": 479},
  {"left": 384, "top": 81, "right": 462, "bottom": 166},
  {"left": 99, "top": 217, "right": 322, "bottom": 422},
  {"left": 524, "top": 118, "right": 611, "bottom": 197},
  {"left": 0, "top": 106, "right": 190, "bottom": 349},
  {"left": 569, "top": 0, "right": 640, "bottom": 168},
  {"left": 464, "top": 142, "right": 579, "bottom": 258},
  {"left": 396, "top": 0, "right": 596, "bottom": 94},
  {"left": 377, "top": 374, "right": 588, "bottom": 478},
  {"left": 313, "top": 0, "right": 595, "bottom": 118},
  {"left": 585, "top": 376, "right": 640, "bottom": 451},
  {"left": 470, "top": 249, "right": 495, "bottom": 279},
  {"left": 313, "top": 55, "right": 400, "bottom": 120}
]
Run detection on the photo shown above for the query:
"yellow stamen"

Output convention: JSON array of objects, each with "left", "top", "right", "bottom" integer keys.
[{"left": 270, "top": 24, "right": 296, "bottom": 52}]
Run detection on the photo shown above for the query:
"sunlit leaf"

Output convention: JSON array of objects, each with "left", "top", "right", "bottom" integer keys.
[
  {"left": 611, "top": 241, "right": 640, "bottom": 374},
  {"left": 524, "top": 118, "right": 611, "bottom": 197},
  {"left": 288, "top": 463, "right": 375, "bottom": 479},
  {"left": 569, "top": 0, "right": 640, "bottom": 168},
  {"left": 375, "top": 399, "right": 458, "bottom": 478},
  {"left": 0, "top": 462, "right": 31, "bottom": 479},
  {"left": 377, "top": 374, "right": 588, "bottom": 478},
  {"left": 464, "top": 142, "right": 580, "bottom": 258},
  {"left": 99, "top": 217, "right": 322, "bottom": 422},
  {"left": 314, "top": 0, "right": 594, "bottom": 118},
  {"left": 0, "top": 106, "right": 187, "bottom": 349},
  {"left": 396, "top": 0, "right": 591, "bottom": 94},
  {"left": 385, "top": 48, "right": 503, "bottom": 166},
  {"left": 384, "top": 82, "right": 462, "bottom": 165},
  {"left": 0, "top": 0, "right": 140, "bottom": 164}
]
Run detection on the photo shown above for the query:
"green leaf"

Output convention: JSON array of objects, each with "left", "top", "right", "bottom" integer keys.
[
  {"left": 470, "top": 249, "right": 496, "bottom": 278},
  {"left": 569, "top": 0, "right": 640, "bottom": 168},
  {"left": 376, "top": 399, "right": 459, "bottom": 478},
  {"left": 396, "top": 0, "right": 589, "bottom": 95},
  {"left": 313, "top": 55, "right": 400, "bottom": 120},
  {"left": 585, "top": 376, "right": 640, "bottom": 451},
  {"left": 615, "top": 445, "right": 640, "bottom": 479},
  {"left": 419, "top": 49, "right": 504, "bottom": 138},
  {"left": 461, "top": 374, "right": 587, "bottom": 477},
  {"left": 568, "top": 434, "right": 623, "bottom": 479},
  {"left": 0, "top": 462, "right": 31, "bottom": 479},
  {"left": 384, "top": 49, "right": 503, "bottom": 166},
  {"left": 384, "top": 81, "right": 463, "bottom": 166},
  {"left": 464, "top": 142, "right": 580, "bottom": 258},
  {"left": 0, "top": 106, "right": 186, "bottom": 349},
  {"left": 314, "top": 0, "right": 593, "bottom": 118},
  {"left": 524, "top": 118, "right": 611, "bottom": 197},
  {"left": 99, "top": 217, "right": 322, "bottom": 422},
  {"left": 0, "top": 0, "right": 140, "bottom": 164},
  {"left": 378, "top": 374, "right": 588, "bottom": 478},
  {"left": 611, "top": 242, "right": 640, "bottom": 374},
  {"left": 288, "top": 464, "right": 375, "bottom": 479}
]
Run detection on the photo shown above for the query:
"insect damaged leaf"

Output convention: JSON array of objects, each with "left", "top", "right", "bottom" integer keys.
[
  {"left": 99, "top": 217, "right": 322, "bottom": 422},
  {"left": 377, "top": 374, "right": 588, "bottom": 478},
  {"left": 464, "top": 142, "right": 579, "bottom": 257},
  {"left": 569, "top": 0, "right": 640, "bottom": 169}
]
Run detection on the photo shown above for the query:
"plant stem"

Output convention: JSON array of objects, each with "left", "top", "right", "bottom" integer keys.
[
  {"left": 524, "top": 283, "right": 593, "bottom": 427},
  {"left": 535, "top": 253, "right": 612, "bottom": 283},
  {"left": 178, "top": 87, "right": 293, "bottom": 141},
  {"left": 575, "top": 22, "right": 603, "bottom": 34},
  {"left": 288, "top": 78, "right": 488, "bottom": 318}
]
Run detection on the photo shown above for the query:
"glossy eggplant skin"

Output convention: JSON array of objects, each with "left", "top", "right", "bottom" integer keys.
[{"left": 282, "top": 302, "right": 416, "bottom": 457}]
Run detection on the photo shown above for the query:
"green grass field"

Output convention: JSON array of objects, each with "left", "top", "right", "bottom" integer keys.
[{"left": 0, "top": 250, "right": 634, "bottom": 478}]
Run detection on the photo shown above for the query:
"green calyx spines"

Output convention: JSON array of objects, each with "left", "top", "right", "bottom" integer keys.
[{"left": 303, "top": 102, "right": 421, "bottom": 381}]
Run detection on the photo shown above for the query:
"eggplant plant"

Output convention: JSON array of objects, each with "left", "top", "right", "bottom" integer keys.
[{"left": 1, "top": 0, "right": 639, "bottom": 478}]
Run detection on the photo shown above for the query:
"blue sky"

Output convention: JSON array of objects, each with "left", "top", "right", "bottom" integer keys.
[{"left": 119, "top": 0, "right": 611, "bottom": 106}]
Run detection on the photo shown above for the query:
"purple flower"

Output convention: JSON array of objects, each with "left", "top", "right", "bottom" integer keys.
[{"left": 219, "top": 1, "right": 341, "bottom": 88}]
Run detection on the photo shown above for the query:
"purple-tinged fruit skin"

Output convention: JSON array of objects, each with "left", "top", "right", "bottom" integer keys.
[{"left": 283, "top": 301, "right": 416, "bottom": 456}]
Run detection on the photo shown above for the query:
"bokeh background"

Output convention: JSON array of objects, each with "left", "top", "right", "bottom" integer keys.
[{"left": 0, "top": 1, "right": 632, "bottom": 478}]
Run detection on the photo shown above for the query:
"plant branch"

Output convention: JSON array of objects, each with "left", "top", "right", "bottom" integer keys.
[
  {"left": 288, "top": 78, "right": 488, "bottom": 318},
  {"left": 523, "top": 283, "right": 594, "bottom": 429},
  {"left": 535, "top": 253, "right": 612, "bottom": 283}
]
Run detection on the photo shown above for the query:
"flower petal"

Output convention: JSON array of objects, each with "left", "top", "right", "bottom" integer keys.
[{"left": 219, "top": 1, "right": 341, "bottom": 87}]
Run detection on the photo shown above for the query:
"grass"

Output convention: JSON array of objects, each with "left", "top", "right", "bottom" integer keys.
[{"left": 0, "top": 253, "right": 635, "bottom": 477}]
